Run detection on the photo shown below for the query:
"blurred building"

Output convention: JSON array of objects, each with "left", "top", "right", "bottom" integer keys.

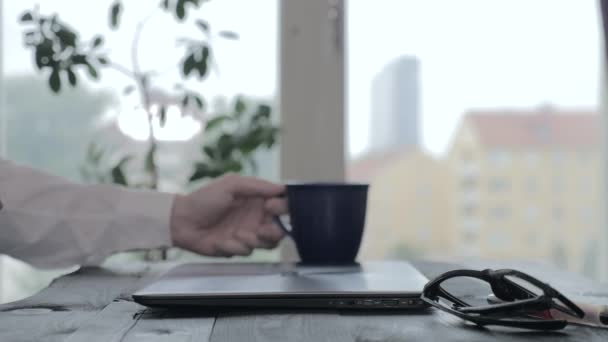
[
  {"left": 369, "top": 56, "right": 420, "bottom": 153},
  {"left": 447, "top": 107, "right": 602, "bottom": 276},
  {"left": 348, "top": 148, "right": 450, "bottom": 260}
]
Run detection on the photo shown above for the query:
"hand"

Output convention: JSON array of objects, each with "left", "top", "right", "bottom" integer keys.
[{"left": 170, "top": 174, "right": 288, "bottom": 257}]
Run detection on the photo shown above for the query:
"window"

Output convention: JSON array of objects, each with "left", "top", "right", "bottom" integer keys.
[
  {"left": 524, "top": 177, "right": 540, "bottom": 193},
  {"left": 487, "top": 230, "right": 512, "bottom": 250},
  {"left": 525, "top": 151, "right": 540, "bottom": 168},
  {"left": 489, "top": 206, "right": 511, "bottom": 220},
  {"left": 524, "top": 206, "right": 540, "bottom": 222},
  {"left": 488, "top": 178, "right": 509, "bottom": 193},
  {"left": 1, "top": 0, "right": 280, "bottom": 302},
  {"left": 347, "top": 0, "right": 603, "bottom": 280},
  {"left": 552, "top": 206, "right": 565, "bottom": 221},
  {"left": 488, "top": 150, "right": 511, "bottom": 168}
]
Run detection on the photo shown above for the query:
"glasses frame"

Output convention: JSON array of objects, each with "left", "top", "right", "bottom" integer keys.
[{"left": 421, "top": 268, "right": 584, "bottom": 330}]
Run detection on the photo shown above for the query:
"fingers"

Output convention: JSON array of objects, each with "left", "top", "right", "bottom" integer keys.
[
  {"left": 265, "top": 197, "right": 288, "bottom": 216},
  {"left": 216, "top": 239, "right": 253, "bottom": 257},
  {"left": 257, "top": 223, "right": 284, "bottom": 247},
  {"left": 222, "top": 174, "right": 285, "bottom": 198}
]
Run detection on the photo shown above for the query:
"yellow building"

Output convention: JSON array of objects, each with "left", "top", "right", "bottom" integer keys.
[
  {"left": 348, "top": 149, "right": 450, "bottom": 260},
  {"left": 447, "top": 108, "right": 602, "bottom": 276}
]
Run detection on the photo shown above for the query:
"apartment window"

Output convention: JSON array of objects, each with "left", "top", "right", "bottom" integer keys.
[
  {"left": 552, "top": 206, "right": 565, "bottom": 221},
  {"left": 460, "top": 176, "right": 478, "bottom": 189},
  {"left": 488, "top": 230, "right": 512, "bottom": 250},
  {"left": 524, "top": 206, "right": 540, "bottom": 222},
  {"left": 462, "top": 203, "right": 477, "bottom": 217},
  {"left": 524, "top": 177, "right": 539, "bottom": 193},
  {"left": 551, "top": 178, "right": 565, "bottom": 193},
  {"left": 551, "top": 151, "right": 566, "bottom": 168},
  {"left": 488, "top": 178, "right": 510, "bottom": 192},
  {"left": 525, "top": 151, "right": 540, "bottom": 168},
  {"left": 579, "top": 207, "right": 593, "bottom": 223},
  {"left": 462, "top": 218, "right": 481, "bottom": 234},
  {"left": 488, "top": 149, "right": 510, "bottom": 168},
  {"left": 489, "top": 206, "right": 511, "bottom": 220},
  {"left": 526, "top": 231, "right": 540, "bottom": 247}
]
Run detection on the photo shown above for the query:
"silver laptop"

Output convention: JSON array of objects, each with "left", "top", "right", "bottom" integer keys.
[{"left": 133, "top": 261, "right": 428, "bottom": 310}]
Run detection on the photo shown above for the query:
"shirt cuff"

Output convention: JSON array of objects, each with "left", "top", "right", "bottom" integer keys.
[{"left": 112, "top": 188, "right": 175, "bottom": 253}]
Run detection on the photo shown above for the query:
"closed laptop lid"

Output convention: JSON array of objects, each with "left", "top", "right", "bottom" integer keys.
[{"left": 134, "top": 261, "right": 428, "bottom": 299}]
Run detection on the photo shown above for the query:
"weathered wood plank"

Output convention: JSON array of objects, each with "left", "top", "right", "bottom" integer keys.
[
  {"left": 64, "top": 300, "right": 144, "bottom": 342},
  {"left": 0, "top": 262, "right": 167, "bottom": 312},
  {"left": 0, "top": 308, "right": 96, "bottom": 342},
  {"left": 0, "top": 262, "right": 173, "bottom": 341},
  {"left": 122, "top": 308, "right": 215, "bottom": 342}
]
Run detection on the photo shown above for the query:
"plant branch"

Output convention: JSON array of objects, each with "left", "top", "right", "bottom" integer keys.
[
  {"left": 109, "top": 61, "right": 135, "bottom": 79},
  {"left": 131, "top": 6, "right": 159, "bottom": 76}
]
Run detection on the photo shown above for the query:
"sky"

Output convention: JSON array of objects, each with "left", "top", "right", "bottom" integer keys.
[{"left": 2, "top": 0, "right": 602, "bottom": 158}]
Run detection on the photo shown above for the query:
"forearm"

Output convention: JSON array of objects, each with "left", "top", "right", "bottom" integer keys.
[{"left": 0, "top": 158, "right": 174, "bottom": 268}]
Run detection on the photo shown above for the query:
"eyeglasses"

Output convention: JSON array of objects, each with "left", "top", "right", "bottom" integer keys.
[{"left": 421, "top": 268, "right": 585, "bottom": 330}]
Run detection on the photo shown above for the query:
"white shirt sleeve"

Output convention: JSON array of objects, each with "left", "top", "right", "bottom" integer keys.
[{"left": 0, "top": 158, "right": 175, "bottom": 269}]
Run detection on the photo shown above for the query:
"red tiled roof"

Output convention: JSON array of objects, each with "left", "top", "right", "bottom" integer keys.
[{"left": 465, "top": 108, "right": 600, "bottom": 147}]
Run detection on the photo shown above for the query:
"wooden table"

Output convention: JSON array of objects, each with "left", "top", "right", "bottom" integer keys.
[{"left": 1, "top": 259, "right": 607, "bottom": 341}]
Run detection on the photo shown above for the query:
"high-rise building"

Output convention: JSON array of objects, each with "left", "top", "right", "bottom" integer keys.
[{"left": 369, "top": 56, "right": 420, "bottom": 152}]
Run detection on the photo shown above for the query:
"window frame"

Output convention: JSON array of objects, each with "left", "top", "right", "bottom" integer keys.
[{"left": 278, "top": 0, "right": 346, "bottom": 260}]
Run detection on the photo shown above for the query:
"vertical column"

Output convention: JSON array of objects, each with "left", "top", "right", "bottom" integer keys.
[{"left": 278, "top": 0, "right": 346, "bottom": 260}]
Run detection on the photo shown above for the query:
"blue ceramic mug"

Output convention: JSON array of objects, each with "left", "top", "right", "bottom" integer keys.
[{"left": 274, "top": 182, "right": 369, "bottom": 265}]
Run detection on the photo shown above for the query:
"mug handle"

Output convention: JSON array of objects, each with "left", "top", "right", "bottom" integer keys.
[{"left": 273, "top": 216, "right": 293, "bottom": 237}]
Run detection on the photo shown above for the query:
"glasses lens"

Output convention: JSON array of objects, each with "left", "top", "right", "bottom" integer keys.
[
  {"left": 504, "top": 275, "right": 544, "bottom": 297},
  {"left": 441, "top": 276, "right": 493, "bottom": 307}
]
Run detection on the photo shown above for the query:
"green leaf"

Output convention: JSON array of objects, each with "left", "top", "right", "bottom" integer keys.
[
  {"left": 72, "top": 54, "right": 87, "bottom": 65},
  {"left": 86, "top": 63, "right": 99, "bottom": 80},
  {"left": 181, "top": 95, "right": 189, "bottom": 108},
  {"left": 35, "top": 39, "right": 54, "bottom": 69},
  {"left": 189, "top": 163, "right": 221, "bottom": 181},
  {"left": 144, "top": 144, "right": 157, "bottom": 175},
  {"left": 234, "top": 97, "right": 246, "bottom": 116},
  {"left": 49, "top": 69, "right": 61, "bottom": 93},
  {"left": 161, "top": 0, "right": 170, "bottom": 10},
  {"left": 203, "top": 146, "right": 215, "bottom": 159},
  {"left": 66, "top": 68, "right": 77, "bottom": 86},
  {"left": 196, "top": 19, "right": 209, "bottom": 33},
  {"left": 257, "top": 104, "right": 271, "bottom": 119},
  {"left": 20, "top": 12, "right": 34, "bottom": 23},
  {"left": 111, "top": 156, "right": 131, "bottom": 186},
  {"left": 109, "top": 1, "right": 123, "bottom": 29},
  {"left": 55, "top": 28, "right": 78, "bottom": 48},
  {"left": 218, "top": 31, "right": 239, "bottom": 40},
  {"left": 218, "top": 134, "right": 233, "bottom": 159},
  {"left": 97, "top": 56, "right": 109, "bottom": 65},
  {"left": 222, "top": 159, "right": 243, "bottom": 173},
  {"left": 193, "top": 46, "right": 209, "bottom": 79},
  {"left": 123, "top": 85, "right": 135, "bottom": 95},
  {"left": 205, "top": 115, "right": 230, "bottom": 132},
  {"left": 193, "top": 94, "right": 204, "bottom": 109},
  {"left": 181, "top": 53, "right": 196, "bottom": 77},
  {"left": 159, "top": 106, "right": 167, "bottom": 126},
  {"left": 175, "top": 0, "right": 186, "bottom": 20},
  {"left": 92, "top": 35, "right": 104, "bottom": 48}
]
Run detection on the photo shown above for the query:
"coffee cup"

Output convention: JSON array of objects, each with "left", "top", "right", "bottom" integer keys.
[{"left": 274, "top": 182, "right": 369, "bottom": 265}]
